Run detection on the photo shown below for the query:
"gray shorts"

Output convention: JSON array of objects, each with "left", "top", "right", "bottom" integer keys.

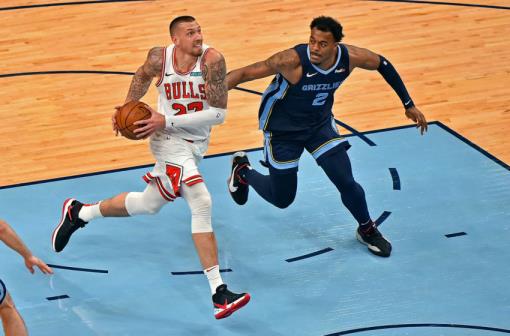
[{"left": 0, "top": 279, "right": 6, "bottom": 305}]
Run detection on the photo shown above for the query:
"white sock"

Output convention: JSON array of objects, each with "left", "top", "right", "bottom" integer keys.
[
  {"left": 204, "top": 265, "right": 223, "bottom": 294},
  {"left": 78, "top": 202, "right": 103, "bottom": 222}
]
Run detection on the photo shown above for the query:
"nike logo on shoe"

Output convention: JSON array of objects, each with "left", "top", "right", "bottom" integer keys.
[
  {"left": 228, "top": 175, "right": 238, "bottom": 193},
  {"left": 306, "top": 72, "right": 318, "bottom": 78}
]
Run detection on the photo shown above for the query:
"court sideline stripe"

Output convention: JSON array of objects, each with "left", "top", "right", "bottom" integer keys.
[
  {"left": 325, "top": 323, "right": 510, "bottom": 335},
  {"left": 434, "top": 121, "right": 509, "bottom": 171},
  {"left": 368, "top": 0, "right": 510, "bottom": 10},
  {"left": 0, "top": 70, "right": 134, "bottom": 78},
  {"left": 1, "top": 122, "right": 507, "bottom": 190},
  {"left": 0, "top": 0, "right": 151, "bottom": 12}
]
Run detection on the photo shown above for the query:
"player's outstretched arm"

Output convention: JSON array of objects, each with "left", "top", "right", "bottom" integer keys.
[
  {"left": 346, "top": 44, "right": 428, "bottom": 134},
  {"left": 0, "top": 220, "right": 53, "bottom": 274},
  {"left": 226, "top": 48, "right": 300, "bottom": 90}
]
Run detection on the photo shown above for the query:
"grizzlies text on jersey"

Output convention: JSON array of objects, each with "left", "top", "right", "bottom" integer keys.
[{"left": 259, "top": 43, "right": 350, "bottom": 132}]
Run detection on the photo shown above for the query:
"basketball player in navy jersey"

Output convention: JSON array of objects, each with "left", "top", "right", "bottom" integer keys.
[
  {"left": 0, "top": 219, "right": 53, "bottom": 335},
  {"left": 227, "top": 16, "right": 427, "bottom": 257}
]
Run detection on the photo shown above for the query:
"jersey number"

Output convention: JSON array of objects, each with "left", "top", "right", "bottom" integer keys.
[
  {"left": 312, "top": 93, "right": 329, "bottom": 106},
  {"left": 172, "top": 102, "right": 204, "bottom": 115}
]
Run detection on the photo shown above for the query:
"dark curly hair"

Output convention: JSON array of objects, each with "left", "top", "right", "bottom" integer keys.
[{"left": 310, "top": 16, "right": 344, "bottom": 42}]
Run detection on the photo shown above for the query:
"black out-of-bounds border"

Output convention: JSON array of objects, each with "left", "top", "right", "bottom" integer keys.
[
  {"left": 1, "top": 121, "right": 507, "bottom": 190},
  {"left": 324, "top": 323, "right": 510, "bottom": 335},
  {"left": 0, "top": 70, "right": 134, "bottom": 78},
  {"left": 368, "top": 0, "right": 510, "bottom": 10},
  {"left": 0, "top": 0, "right": 151, "bottom": 12}
]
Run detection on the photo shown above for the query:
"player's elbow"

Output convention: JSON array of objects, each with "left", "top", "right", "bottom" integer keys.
[
  {"left": 209, "top": 107, "right": 226, "bottom": 125},
  {"left": 214, "top": 111, "right": 226, "bottom": 125}
]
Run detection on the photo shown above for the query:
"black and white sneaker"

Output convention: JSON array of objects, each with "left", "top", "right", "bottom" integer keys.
[
  {"left": 356, "top": 223, "right": 392, "bottom": 257},
  {"left": 227, "top": 151, "right": 250, "bottom": 205},
  {"left": 212, "top": 284, "right": 250, "bottom": 319},
  {"left": 52, "top": 198, "right": 87, "bottom": 252}
]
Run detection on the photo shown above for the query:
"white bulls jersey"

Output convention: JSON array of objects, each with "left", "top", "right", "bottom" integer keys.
[{"left": 154, "top": 44, "right": 211, "bottom": 141}]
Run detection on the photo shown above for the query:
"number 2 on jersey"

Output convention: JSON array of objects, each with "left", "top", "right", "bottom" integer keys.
[
  {"left": 172, "top": 102, "right": 204, "bottom": 115},
  {"left": 312, "top": 93, "right": 329, "bottom": 106}
]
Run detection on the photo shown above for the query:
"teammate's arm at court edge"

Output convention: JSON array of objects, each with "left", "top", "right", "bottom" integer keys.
[
  {"left": 346, "top": 44, "right": 428, "bottom": 134},
  {"left": 0, "top": 220, "right": 53, "bottom": 274}
]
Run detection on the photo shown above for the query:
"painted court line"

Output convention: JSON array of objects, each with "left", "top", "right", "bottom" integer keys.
[
  {"left": 286, "top": 247, "right": 334, "bottom": 263},
  {"left": 46, "top": 295, "right": 70, "bottom": 301},
  {"left": 389, "top": 168, "right": 401, "bottom": 190},
  {"left": 445, "top": 232, "right": 467, "bottom": 238},
  {"left": 47, "top": 264, "right": 108, "bottom": 274},
  {"left": 375, "top": 211, "right": 392, "bottom": 226}
]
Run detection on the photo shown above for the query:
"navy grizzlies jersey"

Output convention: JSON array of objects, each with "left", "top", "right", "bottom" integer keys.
[{"left": 259, "top": 43, "right": 350, "bottom": 132}]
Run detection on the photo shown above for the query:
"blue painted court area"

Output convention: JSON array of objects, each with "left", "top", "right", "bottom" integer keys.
[{"left": 1, "top": 122, "right": 509, "bottom": 335}]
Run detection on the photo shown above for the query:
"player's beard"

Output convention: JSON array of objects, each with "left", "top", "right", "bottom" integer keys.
[{"left": 191, "top": 43, "right": 203, "bottom": 56}]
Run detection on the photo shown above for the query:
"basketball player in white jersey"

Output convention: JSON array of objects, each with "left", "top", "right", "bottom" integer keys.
[
  {"left": 51, "top": 16, "right": 250, "bottom": 320},
  {"left": 1, "top": 219, "right": 53, "bottom": 335}
]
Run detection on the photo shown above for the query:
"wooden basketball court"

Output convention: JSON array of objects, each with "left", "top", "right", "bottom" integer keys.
[{"left": 1, "top": 0, "right": 508, "bottom": 185}]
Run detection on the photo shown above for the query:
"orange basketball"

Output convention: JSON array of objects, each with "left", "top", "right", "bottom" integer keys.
[{"left": 115, "top": 101, "right": 152, "bottom": 140}]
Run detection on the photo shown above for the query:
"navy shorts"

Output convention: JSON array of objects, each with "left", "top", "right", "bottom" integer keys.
[
  {"left": 263, "top": 118, "right": 351, "bottom": 173},
  {"left": 0, "top": 279, "right": 6, "bottom": 305}
]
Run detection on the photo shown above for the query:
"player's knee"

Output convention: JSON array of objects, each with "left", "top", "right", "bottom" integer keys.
[
  {"left": 188, "top": 185, "right": 213, "bottom": 233},
  {"left": 0, "top": 220, "right": 7, "bottom": 237},
  {"left": 125, "top": 190, "right": 166, "bottom": 216},
  {"left": 144, "top": 202, "right": 163, "bottom": 215},
  {"left": 192, "top": 192, "right": 212, "bottom": 213}
]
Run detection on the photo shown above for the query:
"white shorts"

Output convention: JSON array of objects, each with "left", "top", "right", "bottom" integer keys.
[{"left": 143, "top": 133, "right": 209, "bottom": 201}]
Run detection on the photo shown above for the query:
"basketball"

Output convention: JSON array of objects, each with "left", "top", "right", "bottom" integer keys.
[{"left": 115, "top": 101, "right": 152, "bottom": 140}]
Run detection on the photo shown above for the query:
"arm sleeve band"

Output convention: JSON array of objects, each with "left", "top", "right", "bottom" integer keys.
[
  {"left": 165, "top": 106, "right": 226, "bottom": 129},
  {"left": 377, "top": 55, "right": 415, "bottom": 109}
]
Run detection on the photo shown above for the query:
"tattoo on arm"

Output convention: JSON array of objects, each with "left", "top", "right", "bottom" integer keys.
[
  {"left": 125, "top": 47, "right": 163, "bottom": 102},
  {"left": 204, "top": 53, "right": 227, "bottom": 108},
  {"left": 126, "top": 69, "right": 152, "bottom": 102},
  {"left": 265, "top": 49, "right": 299, "bottom": 72}
]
